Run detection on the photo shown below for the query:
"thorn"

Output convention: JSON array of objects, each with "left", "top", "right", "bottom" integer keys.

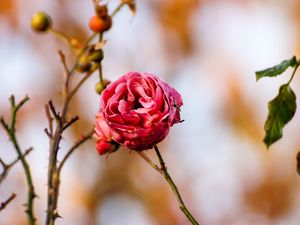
[
  {"left": 32, "top": 193, "right": 38, "bottom": 198},
  {"left": 44, "top": 128, "right": 52, "bottom": 138},
  {"left": 53, "top": 209, "right": 63, "bottom": 219}
]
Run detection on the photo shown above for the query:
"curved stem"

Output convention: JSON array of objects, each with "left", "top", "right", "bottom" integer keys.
[
  {"left": 287, "top": 63, "right": 299, "bottom": 85},
  {"left": 153, "top": 145, "right": 200, "bottom": 225},
  {"left": 49, "top": 29, "right": 70, "bottom": 45},
  {"left": 138, "top": 151, "right": 162, "bottom": 174}
]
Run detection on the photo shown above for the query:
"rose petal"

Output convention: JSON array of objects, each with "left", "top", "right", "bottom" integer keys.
[{"left": 118, "top": 99, "right": 131, "bottom": 113}]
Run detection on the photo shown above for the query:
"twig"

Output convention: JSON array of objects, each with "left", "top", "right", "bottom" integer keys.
[
  {"left": 0, "top": 148, "right": 33, "bottom": 185},
  {"left": 0, "top": 193, "right": 17, "bottom": 212},
  {"left": 111, "top": 2, "right": 125, "bottom": 17},
  {"left": 48, "top": 100, "right": 61, "bottom": 123},
  {"left": 49, "top": 29, "right": 71, "bottom": 46},
  {"left": 66, "top": 67, "right": 97, "bottom": 105},
  {"left": 58, "top": 50, "right": 71, "bottom": 99},
  {"left": 0, "top": 96, "right": 36, "bottom": 225},
  {"left": 69, "top": 33, "right": 98, "bottom": 75},
  {"left": 58, "top": 129, "right": 94, "bottom": 174},
  {"left": 44, "top": 105, "right": 53, "bottom": 138},
  {"left": 62, "top": 116, "right": 79, "bottom": 131}
]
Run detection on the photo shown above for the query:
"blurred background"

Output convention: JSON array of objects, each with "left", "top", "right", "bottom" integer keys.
[{"left": 1, "top": 0, "right": 300, "bottom": 224}]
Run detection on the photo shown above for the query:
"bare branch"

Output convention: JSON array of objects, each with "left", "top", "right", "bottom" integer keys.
[
  {"left": 58, "top": 50, "right": 71, "bottom": 98},
  {"left": 0, "top": 96, "right": 36, "bottom": 224},
  {"left": 62, "top": 116, "right": 79, "bottom": 131},
  {"left": 0, "top": 148, "right": 33, "bottom": 185},
  {"left": 48, "top": 101, "right": 61, "bottom": 123},
  {"left": 44, "top": 104, "right": 53, "bottom": 137}
]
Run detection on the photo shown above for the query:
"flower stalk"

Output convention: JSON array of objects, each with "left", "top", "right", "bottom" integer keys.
[{"left": 138, "top": 145, "right": 200, "bottom": 225}]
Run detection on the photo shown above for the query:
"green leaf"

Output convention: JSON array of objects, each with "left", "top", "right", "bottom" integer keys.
[
  {"left": 263, "top": 84, "right": 296, "bottom": 148},
  {"left": 255, "top": 56, "right": 297, "bottom": 81}
]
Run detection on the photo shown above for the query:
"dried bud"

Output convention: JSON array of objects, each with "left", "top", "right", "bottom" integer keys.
[
  {"left": 95, "top": 4, "right": 109, "bottom": 18},
  {"left": 122, "top": 0, "right": 136, "bottom": 15},
  {"left": 31, "top": 11, "right": 52, "bottom": 32}
]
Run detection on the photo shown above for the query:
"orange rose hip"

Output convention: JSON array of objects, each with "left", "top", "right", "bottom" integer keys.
[{"left": 89, "top": 15, "right": 112, "bottom": 33}]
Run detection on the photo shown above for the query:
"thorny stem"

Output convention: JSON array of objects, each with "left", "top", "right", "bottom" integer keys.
[
  {"left": 0, "top": 96, "right": 36, "bottom": 225},
  {"left": 0, "top": 148, "right": 33, "bottom": 185},
  {"left": 45, "top": 33, "right": 97, "bottom": 225},
  {"left": 45, "top": 2, "right": 128, "bottom": 223},
  {"left": 139, "top": 145, "right": 200, "bottom": 225}
]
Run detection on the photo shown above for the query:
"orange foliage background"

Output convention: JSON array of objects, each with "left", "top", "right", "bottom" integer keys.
[{"left": 1, "top": 0, "right": 300, "bottom": 225}]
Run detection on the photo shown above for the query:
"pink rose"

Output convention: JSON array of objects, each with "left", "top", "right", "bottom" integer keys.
[{"left": 94, "top": 72, "right": 183, "bottom": 154}]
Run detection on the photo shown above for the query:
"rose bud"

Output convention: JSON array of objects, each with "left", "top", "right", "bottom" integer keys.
[
  {"left": 31, "top": 11, "right": 52, "bottom": 32},
  {"left": 94, "top": 72, "right": 183, "bottom": 153},
  {"left": 96, "top": 140, "right": 120, "bottom": 155},
  {"left": 95, "top": 80, "right": 110, "bottom": 94}
]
